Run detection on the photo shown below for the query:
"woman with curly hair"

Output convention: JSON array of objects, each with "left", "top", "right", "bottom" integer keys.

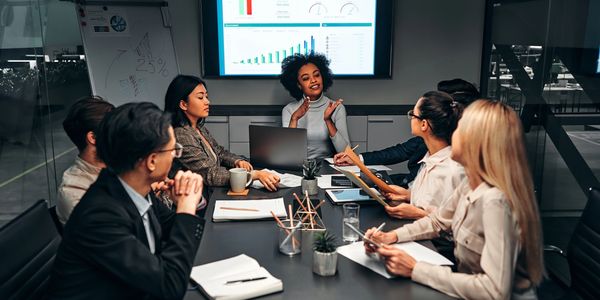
[{"left": 280, "top": 53, "right": 350, "bottom": 159}]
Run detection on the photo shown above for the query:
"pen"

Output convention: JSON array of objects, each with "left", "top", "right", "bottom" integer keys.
[
  {"left": 225, "top": 277, "right": 267, "bottom": 285},
  {"left": 374, "top": 222, "right": 386, "bottom": 233}
]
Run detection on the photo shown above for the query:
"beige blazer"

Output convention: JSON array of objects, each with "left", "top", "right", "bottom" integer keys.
[{"left": 395, "top": 180, "right": 535, "bottom": 300}]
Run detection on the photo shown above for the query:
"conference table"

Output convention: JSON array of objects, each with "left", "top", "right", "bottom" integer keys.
[{"left": 185, "top": 164, "right": 454, "bottom": 300}]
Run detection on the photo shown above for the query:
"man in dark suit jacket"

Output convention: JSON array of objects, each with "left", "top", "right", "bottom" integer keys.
[{"left": 48, "top": 102, "right": 205, "bottom": 300}]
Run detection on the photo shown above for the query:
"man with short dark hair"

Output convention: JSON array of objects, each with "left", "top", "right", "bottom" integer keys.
[
  {"left": 57, "top": 96, "right": 114, "bottom": 224},
  {"left": 48, "top": 102, "right": 205, "bottom": 299}
]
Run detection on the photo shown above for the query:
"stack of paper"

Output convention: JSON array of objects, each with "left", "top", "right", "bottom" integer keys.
[
  {"left": 324, "top": 158, "right": 392, "bottom": 172},
  {"left": 191, "top": 254, "right": 283, "bottom": 300},
  {"left": 337, "top": 241, "right": 453, "bottom": 278},
  {"left": 213, "top": 198, "right": 287, "bottom": 222},
  {"left": 250, "top": 169, "right": 302, "bottom": 189}
]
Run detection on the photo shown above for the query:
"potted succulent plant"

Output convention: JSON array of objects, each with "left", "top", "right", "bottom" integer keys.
[
  {"left": 302, "top": 159, "right": 321, "bottom": 195},
  {"left": 313, "top": 231, "right": 338, "bottom": 276}
]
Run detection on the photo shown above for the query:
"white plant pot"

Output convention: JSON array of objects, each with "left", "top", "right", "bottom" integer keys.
[
  {"left": 313, "top": 250, "right": 338, "bottom": 276},
  {"left": 301, "top": 178, "right": 319, "bottom": 195}
]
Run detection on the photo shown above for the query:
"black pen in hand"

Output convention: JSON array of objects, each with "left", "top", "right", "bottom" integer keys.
[{"left": 225, "top": 277, "right": 267, "bottom": 285}]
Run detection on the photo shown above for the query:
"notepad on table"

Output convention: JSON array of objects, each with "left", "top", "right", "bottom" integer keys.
[
  {"left": 191, "top": 254, "right": 283, "bottom": 300},
  {"left": 337, "top": 241, "right": 453, "bottom": 279},
  {"left": 213, "top": 198, "right": 287, "bottom": 222}
]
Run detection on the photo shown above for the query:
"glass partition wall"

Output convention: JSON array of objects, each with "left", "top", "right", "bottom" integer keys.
[
  {"left": 0, "top": 0, "right": 90, "bottom": 226},
  {"left": 481, "top": 0, "right": 600, "bottom": 282},
  {"left": 482, "top": 0, "right": 600, "bottom": 211}
]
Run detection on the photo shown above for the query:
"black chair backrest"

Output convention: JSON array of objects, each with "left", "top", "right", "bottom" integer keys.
[
  {"left": 568, "top": 187, "right": 600, "bottom": 300},
  {"left": 47, "top": 206, "right": 63, "bottom": 236},
  {"left": 0, "top": 199, "right": 61, "bottom": 299}
]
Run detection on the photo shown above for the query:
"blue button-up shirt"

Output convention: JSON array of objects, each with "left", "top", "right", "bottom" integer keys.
[{"left": 118, "top": 177, "right": 156, "bottom": 254}]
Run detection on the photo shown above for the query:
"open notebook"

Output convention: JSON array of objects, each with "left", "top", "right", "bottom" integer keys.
[
  {"left": 212, "top": 198, "right": 287, "bottom": 222},
  {"left": 191, "top": 254, "right": 283, "bottom": 300}
]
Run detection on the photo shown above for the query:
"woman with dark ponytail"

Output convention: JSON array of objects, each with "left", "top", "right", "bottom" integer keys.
[{"left": 381, "top": 91, "right": 466, "bottom": 220}]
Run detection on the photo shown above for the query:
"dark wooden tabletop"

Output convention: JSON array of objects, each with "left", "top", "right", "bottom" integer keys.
[{"left": 184, "top": 163, "right": 454, "bottom": 300}]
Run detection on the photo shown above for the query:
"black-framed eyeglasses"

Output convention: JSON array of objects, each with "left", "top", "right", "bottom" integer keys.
[
  {"left": 407, "top": 109, "right": 424, "bottom": 120},
  {"left": 407, "top": 109, "right": 432, "bottom": 129},
  {"left": 156, "top": 143, "right": 183, "bottom": 158}
]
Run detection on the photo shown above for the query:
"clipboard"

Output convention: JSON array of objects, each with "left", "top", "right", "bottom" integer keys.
[
  {"left": 341, "top": 145, "right": 397, "bottom": 194},
  {"left": 332, "top": 167, "right": 389, "bottom": 207}
]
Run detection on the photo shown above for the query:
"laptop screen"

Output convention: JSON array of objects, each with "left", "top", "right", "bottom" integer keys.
[{"left": 249, "top": 125, "right": 307, "bottom": 170}]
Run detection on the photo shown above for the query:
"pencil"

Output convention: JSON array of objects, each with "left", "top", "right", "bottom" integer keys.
[
  {"left": 293, "top": 193, "right": 308, "bottom": 211},
  {"left": 288, "top": 204, "right": 296, "bottom": 249},
  {"left": 271, "top": 211, "right": 300, "bottom": 245},
  {"left": 219, "top": 206, "right": 259, "bottom": 212},
  {"left": 305, "top": 191, "right": 314, "bottom": 229},
  {"left": 299, "top": 200, "right": 325, "bottom": 224}
]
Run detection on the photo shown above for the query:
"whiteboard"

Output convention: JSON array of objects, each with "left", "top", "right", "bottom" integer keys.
[{"left": 77, "top": 3, "right": 178, "bottom": 108}]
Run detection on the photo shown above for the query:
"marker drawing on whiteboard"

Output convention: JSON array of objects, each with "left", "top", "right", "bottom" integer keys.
[
  {"left": 118, "top": 75, "right": 142, "bottom": 98},
  {"left": 105, "top": 49, "right": 127, "bottom": 88},
  {"left": 135, "top": 33, "right": 153, "bottom": 59}
]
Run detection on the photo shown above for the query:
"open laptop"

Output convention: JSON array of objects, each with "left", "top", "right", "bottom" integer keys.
[{"left": 249, "top": 125, "right": 307, "bottom": 170}]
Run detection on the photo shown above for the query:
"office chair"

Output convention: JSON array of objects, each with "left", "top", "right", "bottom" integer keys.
[
  {"left": 0, "top": 199, "right": 62, "bottom": 299},
  {"left": 48, "top": 205, "right": 63, "bottom": 236},
  {"left": 539, "top": 187, "right": 600, "bottom": 300}
]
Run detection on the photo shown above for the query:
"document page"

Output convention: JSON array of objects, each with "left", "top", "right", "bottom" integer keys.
[{"left": 338, "top": 241, "right": 453, "bottom": 279}]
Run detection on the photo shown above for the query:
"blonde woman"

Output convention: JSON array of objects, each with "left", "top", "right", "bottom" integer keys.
[{"left": 365, "top": 100, "right": 544, "bottom": 299}]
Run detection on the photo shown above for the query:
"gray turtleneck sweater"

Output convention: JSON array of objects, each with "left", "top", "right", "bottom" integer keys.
[{"left": 282, "top": 94, "right": 350, "bottom": 159}]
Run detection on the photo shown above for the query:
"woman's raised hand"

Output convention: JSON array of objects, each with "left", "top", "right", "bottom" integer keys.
[
  {"left": 324, "top": 99, "right": 343, "bottom": 121},
  {"left": 291, "top": 96, "right": 310, "bottom": 122}
]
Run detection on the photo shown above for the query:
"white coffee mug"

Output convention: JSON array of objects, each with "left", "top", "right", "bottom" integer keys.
[{"left": 229, "top": 168, "right": 252, "bottom": 192}]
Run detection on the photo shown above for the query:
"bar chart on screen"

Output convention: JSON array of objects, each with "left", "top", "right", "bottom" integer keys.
[{"left": 233, "top": 35, "right": 316, "bottom": 66}]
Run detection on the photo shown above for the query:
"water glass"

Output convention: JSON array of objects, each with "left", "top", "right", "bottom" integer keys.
[{"left": 342, "top": 203, "right": 360, "bottom": 243}]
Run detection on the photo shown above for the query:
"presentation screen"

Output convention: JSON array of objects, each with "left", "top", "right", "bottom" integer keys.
[
  {"left": 597, "top": 46, "right": 600, "bottom": 73},
  {"left": 201, "top": 0, "right": 394, "bottom": 78}
]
